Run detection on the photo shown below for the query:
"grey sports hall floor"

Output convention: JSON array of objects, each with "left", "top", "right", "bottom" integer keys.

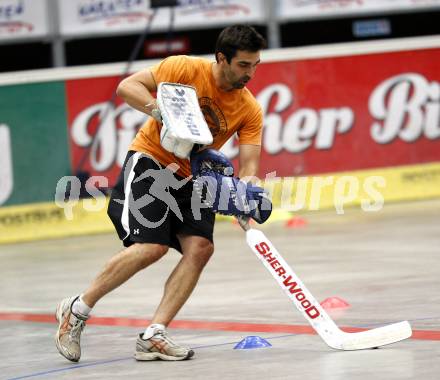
[{"left": 1, "top": 199, "right": 439, "bottom": 380}]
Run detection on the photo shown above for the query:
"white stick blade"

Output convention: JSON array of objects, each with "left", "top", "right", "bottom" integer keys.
[{"left": 339, "top": 321, "right": 412, "bottom": 350}]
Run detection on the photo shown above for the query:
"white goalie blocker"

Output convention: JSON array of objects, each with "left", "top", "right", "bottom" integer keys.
[{"left": 157, "top": 82, "right": 213, "bottom": 159}]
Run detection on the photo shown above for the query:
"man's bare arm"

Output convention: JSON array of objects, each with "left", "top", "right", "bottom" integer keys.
[
  {"left": 116, "top": 68, "right": 158, "bottom": 116},
  {"left": 238, "top": 144, "right": 261, "bottom": 180}
]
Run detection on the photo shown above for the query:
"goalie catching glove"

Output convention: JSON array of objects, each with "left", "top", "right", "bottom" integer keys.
[{"left": 190, "top": 149, "right": 272, "bottom": 224}]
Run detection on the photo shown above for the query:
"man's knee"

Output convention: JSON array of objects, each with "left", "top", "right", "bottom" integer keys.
[
  {"left": 131, "top": 243, "right": 169, "bottom": 267},
  {"left": 185, "top": 239, "right": 214, "bottom": 268}
]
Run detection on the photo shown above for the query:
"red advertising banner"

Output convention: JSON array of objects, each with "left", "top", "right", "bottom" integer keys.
[
  {"left": 66, "top": 76, "right": 147, "bottom": 183},
  {"left": 66, "top": 47, "right": 440, "bottom": 184},
  {"left": 246, "top": 48, "right": 440, "bottom": 177}
]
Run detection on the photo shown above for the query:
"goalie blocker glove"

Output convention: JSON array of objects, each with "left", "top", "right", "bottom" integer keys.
[
  {"left": 190, "top": 149, "right": 272, "bottom": 224},
  {"left": 157, "top": 83, "right": 213, "bottom": 159}
]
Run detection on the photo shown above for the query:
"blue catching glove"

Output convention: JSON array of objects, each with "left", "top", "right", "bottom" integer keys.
[
  {"left": 190, "top": 148, "right": 234, "bottom": 177},
  {"left": 190, "top": 149, "right": 272, "bottom": 224}
]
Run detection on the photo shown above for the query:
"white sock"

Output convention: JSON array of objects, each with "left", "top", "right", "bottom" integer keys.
[
  {"left": 143, "top": 323, "right": 165, "bottom": 339},
  {"left": 72, "top": 295, "right": 92, "bottom": 317}
]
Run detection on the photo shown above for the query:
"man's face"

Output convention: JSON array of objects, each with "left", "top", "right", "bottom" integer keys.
[{"left": 221, "top": 50, "right": 261, "bottom": 89}]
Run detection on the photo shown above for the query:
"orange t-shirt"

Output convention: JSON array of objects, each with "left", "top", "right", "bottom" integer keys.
[{"left": 129, "top": 55, "right": 263, "bottom": 178}]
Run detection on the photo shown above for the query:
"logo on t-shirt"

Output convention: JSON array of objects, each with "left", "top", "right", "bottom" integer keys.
[{"left": 199, "top": 97, "right": 227, "bottom": 138}]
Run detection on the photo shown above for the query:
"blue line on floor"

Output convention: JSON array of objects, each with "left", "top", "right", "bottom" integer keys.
[
  {"left": 7, "top": 315, "right": 438, "bottom": 379},
  {"left": 7, "top": 333, "right": 301, "bottom": 380},
  {"left": 7, "top": 357, "right": 132, "bottom": 380}
]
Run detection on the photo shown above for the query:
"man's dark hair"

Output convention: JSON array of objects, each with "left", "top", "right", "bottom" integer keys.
[{"left": 215, "top": 25, "right": 266, "bottom": 63}]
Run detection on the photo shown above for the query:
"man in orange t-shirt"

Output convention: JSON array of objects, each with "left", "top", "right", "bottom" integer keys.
[
  {"left": 129, "top": 53, "right": 263, "bottom": 179},
  {"left": 55, "top": 25, "right": 267, "bottom": 362}
]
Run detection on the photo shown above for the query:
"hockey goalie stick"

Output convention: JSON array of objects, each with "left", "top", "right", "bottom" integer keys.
[{"left": 238, "top": 218, "right": 412, "bottom": 350}]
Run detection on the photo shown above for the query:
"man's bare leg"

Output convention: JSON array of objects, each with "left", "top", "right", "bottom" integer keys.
[
  {"left": 134, "top": 235, "right": 214, "bottom": 361},
  {"left": 55, "top": 242, "right": 168, "bottom": 362},
  {"left": 82, "top": 242, "right": 168, "bottom": 308},
  {"left": 150, "top": 235, "right": 214, "bottom": 326}
]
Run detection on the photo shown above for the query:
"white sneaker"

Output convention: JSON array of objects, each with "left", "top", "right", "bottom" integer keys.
[
  {"left": 54, "top": 296, "right": 88, "bottom": 362},
  {"left": 135, "top": 327, "right": 194, "bottom": 361}
]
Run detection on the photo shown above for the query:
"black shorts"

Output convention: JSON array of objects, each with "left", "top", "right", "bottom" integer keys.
[{"left": 107, "top": 151, "right": 215, "bottom": 252}]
